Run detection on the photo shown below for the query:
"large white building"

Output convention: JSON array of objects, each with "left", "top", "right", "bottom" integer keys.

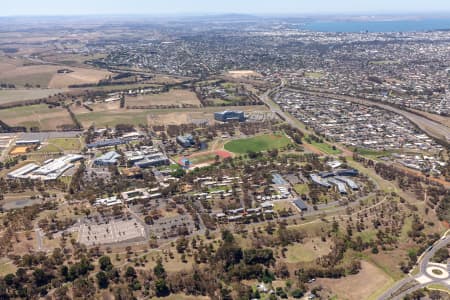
[{"left": 8, "top": 154, "right": 84, "bottom": 180}]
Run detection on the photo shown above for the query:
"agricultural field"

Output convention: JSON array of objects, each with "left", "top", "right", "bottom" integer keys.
[
  {"left": 0, "top": 88, "right": 67, "bottom": 105},
  {"left": 0, "top": 104, "right": 74, "bottom": 130},
  {"left": 126, "top": 88, "right": 201, "bottom": 107},
  {"left": 224, "top": 133, "right": 292, "bottom": 154},
  {"left": 48, "top": 66, "right": 112, "bottom": 88},
  {"left": 0, "top": 61, "right": 111, "bottom": 88},
  {"left": 76, "top": 110, "right": 149, "bottom": 128}
]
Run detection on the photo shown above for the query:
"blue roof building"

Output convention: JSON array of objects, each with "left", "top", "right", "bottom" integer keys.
[{"left": 293, "top": 199, "right": 309, "bottom": 211}]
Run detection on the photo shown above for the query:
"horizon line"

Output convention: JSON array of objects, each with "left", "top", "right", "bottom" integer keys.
[{"left": 2, "top": 11, "right": 450, "bottom": 18}]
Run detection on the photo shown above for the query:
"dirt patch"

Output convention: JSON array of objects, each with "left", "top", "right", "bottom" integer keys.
[
  {"left": 227, "top": 70, "right": 262, "bottom": 78},
  {"left": 126, "top": 89, "right": 201, "bottom": 107},
  {"left": 316, "top": 261, "right": 393, "bottom": 300}
]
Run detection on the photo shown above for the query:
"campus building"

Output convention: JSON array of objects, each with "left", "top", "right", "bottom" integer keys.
[
  {"left": 177, "top": 134, "right": 195, "bottom": 148},
  {"left": 214, "top": 110, "right": 246, "bottom": 123}
]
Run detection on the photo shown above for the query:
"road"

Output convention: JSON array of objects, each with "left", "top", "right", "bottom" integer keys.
[{"left": 378, "top": 232, "right": 450, "bottom": 300}]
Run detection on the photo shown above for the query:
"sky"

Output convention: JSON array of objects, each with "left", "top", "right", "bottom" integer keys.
[{"left": 2, "top": 0, "right": 450, "bottom": 16}]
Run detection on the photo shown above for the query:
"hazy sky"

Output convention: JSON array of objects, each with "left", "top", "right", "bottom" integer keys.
[{"left": 2, "top": 0, "right": 450, "bottom": 16}]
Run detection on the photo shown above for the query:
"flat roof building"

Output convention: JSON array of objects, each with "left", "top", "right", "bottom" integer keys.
[
  {"left": 94, "top": 151, "right": 121, "bottom": 166},
  {"left": 214, "top": 110, "right": 245, "bottom": 123},
  {"left": 293, "top": 199, "right": 309, "bottom": 211},
  {"left": 177, "top": 134, "right": 195, "bottom": 148}
]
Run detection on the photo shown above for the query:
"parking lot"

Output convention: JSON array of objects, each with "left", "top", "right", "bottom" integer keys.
[{"left": 78, "top": 218, "right": 146, "bottom": 246}]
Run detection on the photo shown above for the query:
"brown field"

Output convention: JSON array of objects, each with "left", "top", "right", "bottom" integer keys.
[
  {"left": 316, "top": 261, "right": 393, "bottom": 300},
  {"left": 227, "top": 70, "right": 262, "bottom": 78},
  {"left": 0, "top": 59, "right": 111, "bottom": 88},
  {"left": 48, "top": 66, "right": 111, "bottom": 88},
  {"left": 0, "top": 104, "right": 74, "bottom": 130},
  {"left": 0, "top": 65, "right": 57, "bottom": 88},
  {"left": 75, "top": 105, "right": 268, "bottom": 128},
  {"left": 0, "top": 89, "right": 67, "bottom": 104},
  {"left": 126, "top": 89, "right": 201, "bottom": 107}
]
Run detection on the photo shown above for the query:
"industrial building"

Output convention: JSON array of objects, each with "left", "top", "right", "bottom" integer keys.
[{"left": 214, "top": 110, "right": 246, "bottom": 122}]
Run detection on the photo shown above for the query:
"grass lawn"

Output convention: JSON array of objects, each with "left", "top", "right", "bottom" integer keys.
[
  {"left": 294, "top": 184, "right": 309, "bottom": 195},
  {"left": 47, "top": 138, "right": 82, "bottom": 151},
  {"left": 189, "top": 153, "right": 217, "bottom": 164},
  {"left": 224, "top": 133, "right": 291, "bottom": 154},
  {"left": 354, "top": 148, "right": 394, "bottom": 158},
  {"left": 284, "top": 240, "right": 331, "bottom": 263},
  {"left": 305, "top": 71, "right": 323, "bottom": 78},
  {"left": 38, "top": 144, "right": 61, "bottom": 153},
  {"left": 309, "top": 141, "right": 342, "bottom": 155}
]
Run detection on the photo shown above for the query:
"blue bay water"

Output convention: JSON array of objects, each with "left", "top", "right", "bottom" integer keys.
[{"left": 301, "top": 19, "right": 450, "bottom": 32}]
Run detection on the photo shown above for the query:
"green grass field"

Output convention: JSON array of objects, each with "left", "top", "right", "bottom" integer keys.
[
  {"left": 294, "top": 184, "right": 309, "bottom": 195},
  {"left": 48, "top": 138, "right": 82, "bottom": 151},
  {"left": 354, "top": 148, "right": 394, "bottom": 158},
  {"left": 224, "top": 133, "right": 291, "bottom": 154},
  {"left": 309, "top": 141, "right": 342, "bottom": 155}
]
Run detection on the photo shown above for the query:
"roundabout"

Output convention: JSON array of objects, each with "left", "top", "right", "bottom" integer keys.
[{"left": 426, "top": 263, "right": 449, "bottom": 280}]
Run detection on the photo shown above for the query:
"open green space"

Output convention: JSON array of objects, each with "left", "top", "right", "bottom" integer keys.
[
  {"left": 224, "top": 133, "right": 291, "bottom": 154},
  {"left": 354, "top": 147, "right": 395, "bottom": 158},
  {"left": 309, "top": 141, "right": 342, "bottom": 155},
  {"left": 48, "top": 138, "right": 82, "bottom": 151},
  {"left": 294, "top": 184, "right": 309, "bottom": 195},
  {"left": 305, "top": 71, "right": 324, "bottom": 78}
]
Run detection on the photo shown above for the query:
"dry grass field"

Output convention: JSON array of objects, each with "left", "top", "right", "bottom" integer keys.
[
  {"left": 284, "top": 238, "right": 331, "bottom": 263},
  {"left": 126, "top": 89, "right": 201, "bottom": 107},
  {"left": 0, "top": 65, "right": 57, "bottom": 88},
  {"left": 0, "top": 56, "right": 111, "bottom": 88},
  {"left": 0, "top": 104, "right": 74, "bottom": 130},
  {"left": 48, "top": 66, "right": 111, "bottom": 88},
  {"left": 76, "top": 105, "right": 268, "bottom": 127},
  {"left": 0, "top": 89, "right": 67, "bottom": 105},
  {"left": 316, "top": 261, "right": 393, "bottom": 300},
  {"left": 227, "top": 70, "right": 262, "bottom": 78}
]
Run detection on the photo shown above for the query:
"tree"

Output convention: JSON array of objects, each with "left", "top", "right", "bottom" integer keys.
[
  {"left": 72, "top": 278, "right": 95, "bottom": 299},
  {"left": 96, "top": 271, "right": 109, "bottom": 289},
  {"left": 154, "top": 259, "right": 166, "bottom": 279},
  {"left": 33, "top": 268, "right": 50, "bottom": 286},
  {"left": 99, "top": 256, "right": 113, "bottom": 271},
  {"left": 155, "top": 278, "right": 170, "bottom": 297},
  {"left": 125, "top": 266, "right": 137, "bottom": 280}
]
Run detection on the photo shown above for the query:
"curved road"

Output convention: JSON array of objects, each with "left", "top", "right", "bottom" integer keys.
[{"left": 378, "top": 233, "right": 450, "bottom": 300}]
